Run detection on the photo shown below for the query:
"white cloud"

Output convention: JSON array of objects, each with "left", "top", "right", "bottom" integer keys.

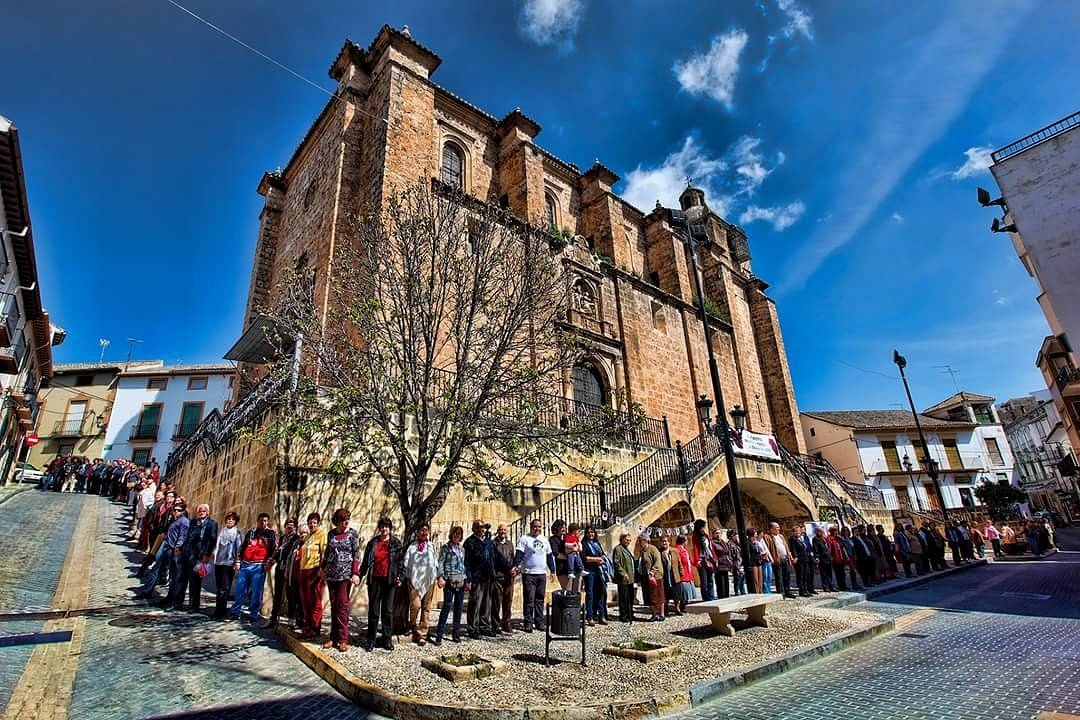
[
  {"left": 952, "top": 145, "right": 995, "bottom": 179},
  {"left": 673, "top": 29, "right": 749, "bottom": 108},
  {"left": 731, "top": 136, "right": 784, "bottom": 195},
  {"left": 739, "top": 202, "right": 806, "bottom": 231},
  {"left": 621, "top": 136, "right": 729, "bottom": 214},
  {"left": 891, "top": 212, "right": 905, "bottom": 224},
  {"left": 520, "top": 0, "right": 585, "bottom": 48},
  {"left": 776, "top": 0, "right": 813, "bottom": 39},
  {"left": 993, "top": 289, "right": 1011, "bottom": 306},
  {"left": 775, "top": 2, "right": 1034, "bottom": 296}
]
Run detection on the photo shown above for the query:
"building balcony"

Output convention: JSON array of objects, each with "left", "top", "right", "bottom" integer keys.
[
  {"left": 130, "top": 424, "right": 159, "bottom": 442},
  {"left": 172, "top": 423, "right": 199, "bottom": 440},
  {"left": 53, "top": 419, "right": 86, "bottom": 437},
  {"left": 0, "top": 306, "right": 16, "bottom": 349},
  {"left": 1055, "top": 365, "right": 1080, "bottom": 396}
]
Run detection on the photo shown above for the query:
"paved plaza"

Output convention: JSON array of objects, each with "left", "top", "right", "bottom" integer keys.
[{"left": 1, "top": 489, "right": 1078, "bottom": 720}]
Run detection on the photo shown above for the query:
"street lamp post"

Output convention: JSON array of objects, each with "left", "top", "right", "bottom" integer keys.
[
  {"left": 893, "top": 350, "right": 948, "bottom": 516},
  {"left": 902, "top": 453, "right": 924, "bottom": 512},
  {"left": 674, "top": 204, "right": 756, "bottom": 593}
]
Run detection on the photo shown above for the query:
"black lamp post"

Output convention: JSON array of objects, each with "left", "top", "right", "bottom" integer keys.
[
  {"left": 675, "top": 204, "right": 755, "bottom": 594},
  {"left": 902, "top": 453, "right": 924, "bottom": 512},
  {"left": 893, "top": 350, "right": 948, "bottom": 516}
]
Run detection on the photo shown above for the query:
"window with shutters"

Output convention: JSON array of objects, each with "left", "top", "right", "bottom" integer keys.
[
  {"left": 942, "top": 438, "right": 963, "bottom": 469},
  {"left": 985, "top": 437, "right": 1004, "bottom": 465},
  {"left": 441, "top": 142, "right": 464, "bottom": 190},
  {"left": 880, "top": 439, "right": 902, "bottom": 472}
]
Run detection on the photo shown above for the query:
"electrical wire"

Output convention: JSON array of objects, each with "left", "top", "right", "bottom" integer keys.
[{"left": 162, "top": 0, "right": 390, "bottom": 128}]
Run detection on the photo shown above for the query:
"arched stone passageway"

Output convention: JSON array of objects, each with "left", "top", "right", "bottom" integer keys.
[{"left": 604, "top": 456, "right": 816, "bottom": 543}]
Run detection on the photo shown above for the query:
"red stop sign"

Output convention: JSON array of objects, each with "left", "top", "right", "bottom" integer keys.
[{"left": 24, "top": 433, "right": 40, "bottom": 447}]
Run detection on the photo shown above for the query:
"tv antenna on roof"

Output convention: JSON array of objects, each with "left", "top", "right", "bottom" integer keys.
[
  {"left": 98, "top": 338, "right": 110, "bottom": 363},
  {"left": 932, "top": 364, "right": 961, "bottom": 393},
  {"left": 126, "top": 338, "right": 144, "bottom": 369}
]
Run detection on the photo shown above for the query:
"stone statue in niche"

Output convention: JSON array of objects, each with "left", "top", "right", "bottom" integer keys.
[{"left": 571, "top": 279, "right": 598, "bottom": 318}]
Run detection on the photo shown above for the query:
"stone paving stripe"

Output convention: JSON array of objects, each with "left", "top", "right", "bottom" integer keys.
[{"left": 0, "top": 496, "right": 98, "bottom": 720}]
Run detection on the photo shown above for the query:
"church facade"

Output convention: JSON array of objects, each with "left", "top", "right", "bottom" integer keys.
[{"left": 165, "top": 26, "right": 886, "bottom": 540}]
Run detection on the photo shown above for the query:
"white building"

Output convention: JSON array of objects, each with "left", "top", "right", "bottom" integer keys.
[
  {"left": 801, "top": 392, "right": 1016, "bottom": 515},
  {"left": 987, "top": 111, "right": 1080, "bottom": 454},
  {"left": 1001, "top": 389, "right": 1078, "bottom": 522},
  {"left": 103, "top": 363, "right": 234, "bottom": 470}
]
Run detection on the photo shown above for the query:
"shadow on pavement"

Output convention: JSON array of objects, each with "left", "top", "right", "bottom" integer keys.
[{"left": 141, "top": 692, "right": 372, "bottom": 720}]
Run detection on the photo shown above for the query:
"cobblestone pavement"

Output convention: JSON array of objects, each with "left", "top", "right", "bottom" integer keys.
[
  {"left": 672, "top": 528, "right": 1080, "bottom": 720},
  {"left": 0, "top": 491, "right": 374, "bottom": 720}
]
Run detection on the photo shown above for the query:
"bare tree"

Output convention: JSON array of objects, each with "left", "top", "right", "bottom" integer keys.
[{"left": 258, "top": 180, "right": 642, "bottom": 540}]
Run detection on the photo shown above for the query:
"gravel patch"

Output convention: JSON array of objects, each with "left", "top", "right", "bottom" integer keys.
[{"left": 327, "top": 600, "right": 886, "bottom": 707}]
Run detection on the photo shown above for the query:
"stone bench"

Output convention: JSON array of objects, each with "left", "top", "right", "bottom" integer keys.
[{"left": 684, "top": 593, "right": 781, "bottom": 637}]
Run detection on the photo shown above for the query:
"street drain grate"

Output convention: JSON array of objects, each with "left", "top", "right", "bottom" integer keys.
[{"left": 898, "top": 632, "right": 929, "bottom": 638}]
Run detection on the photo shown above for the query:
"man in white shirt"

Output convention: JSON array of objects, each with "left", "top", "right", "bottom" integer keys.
[
  {"left": 767, "top": 522, "right": 795, "bottom": 598},
  {"left": 513, "top": 518, "right": 555, "bottom": 632}
]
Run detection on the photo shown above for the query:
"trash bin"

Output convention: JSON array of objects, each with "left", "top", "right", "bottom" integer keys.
[{"left": 550, "top": 590, "right": 581, "bottom": 636}]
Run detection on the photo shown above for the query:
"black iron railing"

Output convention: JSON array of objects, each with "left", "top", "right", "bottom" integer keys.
[
  {"left": 1056, "top": 365, "right": 1080, "bottom": 393},
  {"left": 173, "top": 423, "right": 199, "bottom": 439},
  {"left": 992, "top": 111, "right": 1080, "bottom": 163},
  {"left": 53, "top": 419, "right": 85, "bottom": 437},
  {"left": 131, "top": 424, "right": 159, "bottom": 441}
]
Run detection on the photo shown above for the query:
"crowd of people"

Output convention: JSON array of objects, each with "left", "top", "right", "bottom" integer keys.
[
  {"left": 97, "top": 464, "right": 1059, "bottom": 653},
  {"left": 39, "top": 455, "right": 160, "bottom": 498}
]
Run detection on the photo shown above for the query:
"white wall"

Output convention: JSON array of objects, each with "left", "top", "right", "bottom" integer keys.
[
  {"left": 104, "top": 372, "right": 233, "bottom": 467},
  {"left": 992, "top": 123, "right": 1080, "bottom": 349}
]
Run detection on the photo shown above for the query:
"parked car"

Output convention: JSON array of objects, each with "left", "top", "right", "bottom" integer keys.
[{"left": 13, "top": 461, "right": 44, "bottom": 485}]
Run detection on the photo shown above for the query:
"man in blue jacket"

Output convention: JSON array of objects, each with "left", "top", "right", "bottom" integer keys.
[{"left": 463, "top": 519, "right": 496, "bottom": 638}]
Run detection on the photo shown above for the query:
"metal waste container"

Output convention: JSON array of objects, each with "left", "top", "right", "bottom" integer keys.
[{"left": 550, "top": 589, "right": 581, "bottom": 636}]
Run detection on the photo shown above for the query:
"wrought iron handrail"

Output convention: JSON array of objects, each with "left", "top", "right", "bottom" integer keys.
[
  {"left": 778, "top": 443, "right": 868, "bottom": 525},
  {"left": 992, "top": 111, "right": 1080, "bottom": 163}
]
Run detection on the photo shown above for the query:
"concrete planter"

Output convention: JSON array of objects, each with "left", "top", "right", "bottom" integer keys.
[
  {"left": 602, "top": 641, "right": 681, "bottom": 664},
  {"left": 421, "top": 653, "right": 509, "bottom": 683}
]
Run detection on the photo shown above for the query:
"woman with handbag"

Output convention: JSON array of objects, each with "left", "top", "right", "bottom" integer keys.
[
  {"left": 581, "top": 526, "right": 609, "bottom": 625},
  {"left": 433, "top": 525, "right": 467, "bottom": 644},
  {"left": 322, "top": 508, "right": 361, "bottom": 652}
]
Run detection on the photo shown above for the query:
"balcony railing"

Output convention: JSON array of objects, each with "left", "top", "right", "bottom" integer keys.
[
  {"left": 0, "top": 296, "right": 16, "bottom": 348},
  {"left": 173, "top": 423, "right": 199, "bottom": 439},
  {"left": 53, "top": 419, "right": 85, "bottom": 437},
  {"left": 992, "top": 111, "right": 1080, "bottom": 163},
  {"left": 130, "top": 424, "right": 160, "bottom": 441},
  {"left": 1055, "top": 365, "right": 1080, "bottom": 394}
]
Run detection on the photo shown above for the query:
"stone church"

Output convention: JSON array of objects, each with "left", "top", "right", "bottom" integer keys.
[{"left": 166, "top": 25, "right": 890, "bottom": 539}]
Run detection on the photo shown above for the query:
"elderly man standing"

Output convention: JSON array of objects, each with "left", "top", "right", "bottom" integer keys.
[
  {"left": 491, "top": 523, "right": 515, "bottom": 633},
  {"left": 174, "top": 503, "right": 218, "bottom": 612},
  {"left": 463, "top": 520, "right": 496, "bottom": 638},
  {"left": 513, "top": 518, "right": 555, "bottom": 632},
  {"left": 637, "top": 534, "right": 664, "bottom": 622},
  {"left": 765, "top": 522, "right": 796, "bottom": 598},
  {"left": 403, "top": 523, "right": 439, "bottom": 645}
]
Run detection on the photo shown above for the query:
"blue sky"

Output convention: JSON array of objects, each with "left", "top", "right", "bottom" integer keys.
[{"left": 3, "top": 0, "right": 1076, "bottom": 412}]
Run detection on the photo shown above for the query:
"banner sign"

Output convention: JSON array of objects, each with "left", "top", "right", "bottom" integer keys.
[{"left": 730, "top": 430, "right": 781, "bottom": 462}]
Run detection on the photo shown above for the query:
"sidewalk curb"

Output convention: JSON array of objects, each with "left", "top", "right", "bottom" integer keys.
[
  {"left": 993, "top": 548, "right": 1059, "bottom": 562},
  {"left": 861, "top": 558, "right": 987, "bottom": 600},
  {"left": 688, "top": 617, "right": 895, "bottom": 706},
  {"left": 0, "top": 484, "right": 33, "bottom": 508}
]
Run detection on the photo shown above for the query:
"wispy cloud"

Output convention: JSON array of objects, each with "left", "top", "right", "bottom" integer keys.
[
  {"left": 891, "top": 212, "right": 905, "bottom": 224},
  {"left": 740, "top": 202, "right": 806, "bottom": 231},
  {"left": 993, "top": 289, "right": 1011, "bottom": 306},
  {"left": 621, "top": 136, "right": 729, "bottom": 214},
  {"left": 519, "top": 0, "right": 585, "bottom": 48},
  {"left": 776, "top": 0, "right": 813, "bottom": 39},
  {"left": 775, "top": 3, "right": 1034, "bottom": 296},
  {"left": 673, "top": 29, "right": 749, "bottom": 109},
  {"left": 952, "top": 145, "right": 995, "bottom": 179},
  {"left": 732, "top": 136, "right": 784, "bottom": 195}
]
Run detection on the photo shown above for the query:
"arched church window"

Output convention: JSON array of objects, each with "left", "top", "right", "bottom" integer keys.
[
  {"left": 441, "top": 142, "right": 464, "bottom": 190},
  {"left": 545, "top": 193, "right": 558, "bottom": 229},
  {"left": 571, "top": 364, "right": 605, "bottom": 407}
]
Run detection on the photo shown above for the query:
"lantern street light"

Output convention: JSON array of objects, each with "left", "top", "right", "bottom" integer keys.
[
  {"left": 901, "top": 453, "right": 924, "bottom": 513},
  {"left": 695, "top": 394, "right": 714, "bottom": 431},
  {"left": 893, "top": 350, "right": 948, "bottom": 516},
  {"left": 673, "top": 200, "right": 755, "bottom": 593}
]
